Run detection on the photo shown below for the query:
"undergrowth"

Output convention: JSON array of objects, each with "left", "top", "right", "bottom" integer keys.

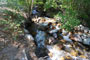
[{"left": 0, "top": 10, "right": 26, "bottom": 40}]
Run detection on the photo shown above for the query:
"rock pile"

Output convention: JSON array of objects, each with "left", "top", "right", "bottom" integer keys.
[{"left": 24, "top": 17, "right": 90, "bottom": 60}]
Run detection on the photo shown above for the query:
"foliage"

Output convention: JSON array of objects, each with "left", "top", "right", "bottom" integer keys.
[
  {"left": 72, "top": 0, "right": 90, "bottom": 27},
  {"left": 58, "top": 0, "right": 90, "bottom": 27},
  {"left": 7, "top": 0, "right": 36, "bottom": 17},
  {"left": 44, "top": 0, "right": 57, "bottom": 11},
  {"left": 53, "top": 0, "right": 80, "bottom": 30},
  {"left": 55, "top": 11, "right": 80, "bottom": 31},
  {"left": 1, "top": 0, "right": 90, "bottom": 31},
  {"left": 43, "top": 0, "right": 90, "bottom": 30},
  {"left": 0, "top": 10, "right": 25, "bottom": 40}
]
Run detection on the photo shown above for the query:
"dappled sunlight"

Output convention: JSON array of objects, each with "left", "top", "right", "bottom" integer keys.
[{"left": 0, "top": 0, "right": 90, "bottom": 60}]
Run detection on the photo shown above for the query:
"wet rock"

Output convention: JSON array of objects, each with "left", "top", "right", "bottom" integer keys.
[
  {"left": 38, "top": 25, "right": 47, "bottom": 31},
  {"left": 35, "top": 30, "right": 46, "bottom": 48},
  {"left": 35, "top": 47, "right": 48, "bottom": 58},
  {"left": 83, "top": 38, "right": 90, "bottom": 45}
]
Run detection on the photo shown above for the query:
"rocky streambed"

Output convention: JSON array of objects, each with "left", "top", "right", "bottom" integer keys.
[{"left": 23, "top": 16, "right": 90, "bottom": 60}]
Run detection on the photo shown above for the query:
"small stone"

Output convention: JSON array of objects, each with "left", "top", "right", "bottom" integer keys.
[
  {"left": 63, "top": 32, "right": 72, "bottom": 42},
  {"left": 25, "top": 34, "right": 34, "bottom": 41},
  {"left": 84, "top": 29, "right": 88, "bottom": 34}
]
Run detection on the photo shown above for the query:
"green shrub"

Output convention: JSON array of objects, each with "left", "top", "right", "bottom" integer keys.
[{"left": 55, "top": 10, "right": 80, "bottom": 31}]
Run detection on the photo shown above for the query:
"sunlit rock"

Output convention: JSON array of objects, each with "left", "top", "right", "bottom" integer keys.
[
  {"left": 46, "top": 45, "right": 65, "bottom": 60},
  {"left": 64, "top": 44, "right": 72, "bottom": 52},
  {"left": 49, "top": 29, "right": 60, "bottom": 34},
  {"left": 25, "top": 34, "right": 34, "bottom": 41},
  {"left": 80, "top": 25, "right": 84, "bottom": 31},
  {"left": 71, "top": 34, "right": 82, "bottom": 42},
  {"left": 63, "top": 32, "right": 72, "bottom": 42},
  {"left": 44, "top": 17, "right": 56, "bottom": 23},
  {"left": 62, "top": 29, "right": 68, "bottom": 35}
]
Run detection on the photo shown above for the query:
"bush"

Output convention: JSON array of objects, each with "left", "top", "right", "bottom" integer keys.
[
  {"left": 55, "top": 10, "right": 80, "bottom": 31},
  {"left": 72, "top": 0, "right": 90, "bottom": 27},
  {"left": 6, "top": 0, "right": 90, "bottom": 30}
]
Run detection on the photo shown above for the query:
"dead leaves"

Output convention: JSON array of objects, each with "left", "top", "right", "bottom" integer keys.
[
  {"left": 80, "top": 55, "right": 87, "bottom": 58},
  {"left": 70, "top": 50, "right": 78, "bottom": 56}
]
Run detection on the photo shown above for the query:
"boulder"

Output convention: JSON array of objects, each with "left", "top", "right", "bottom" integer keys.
[{"left": 83, "top": 38, "right": 90, "bottom": 45}]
